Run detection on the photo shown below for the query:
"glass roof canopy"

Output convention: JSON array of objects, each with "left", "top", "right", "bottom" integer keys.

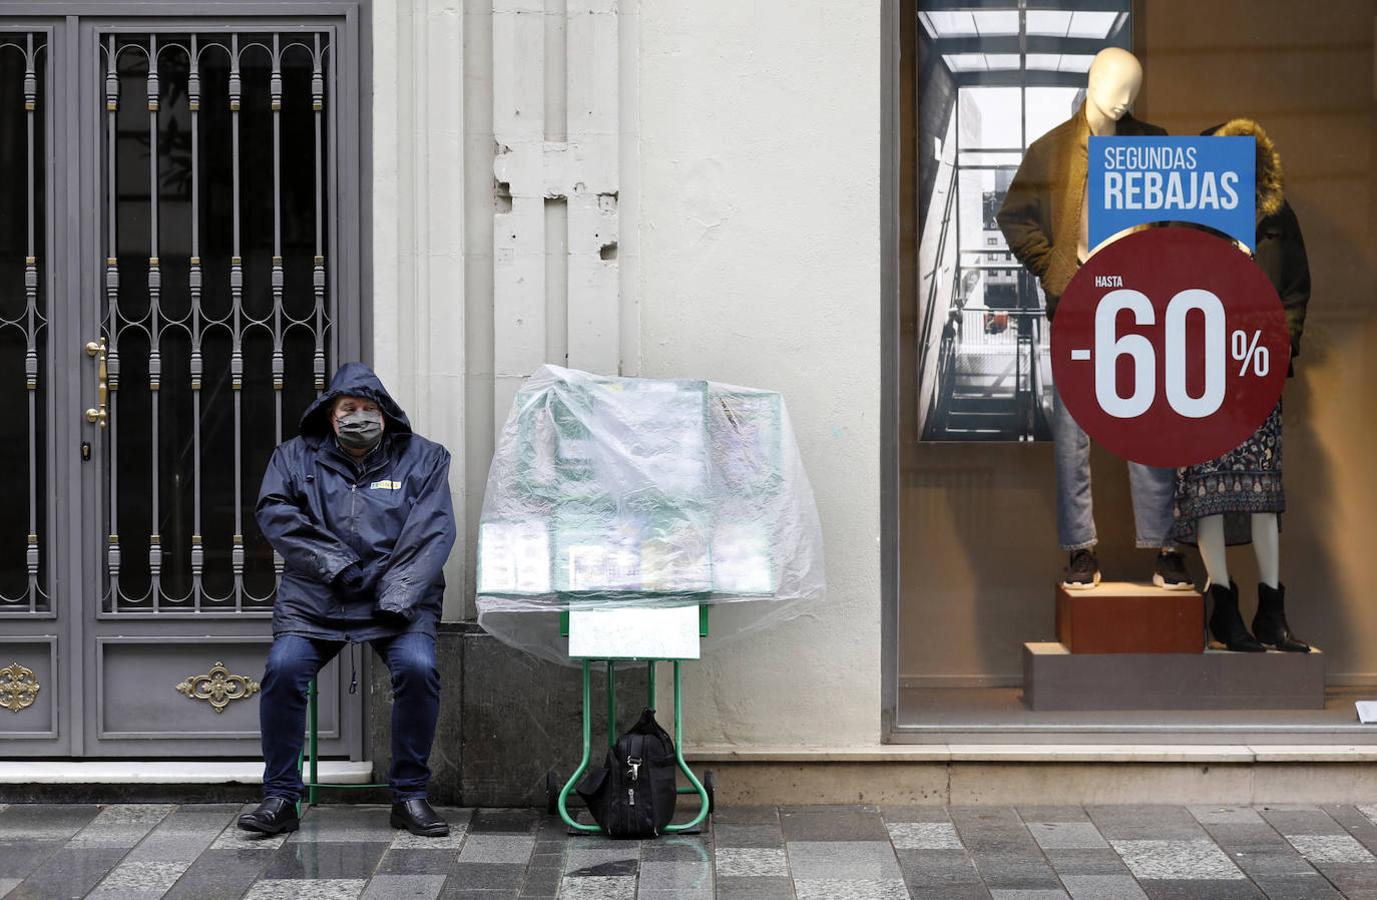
[{"left": 919, "top": 2, "right": 1130, "bottom": 82}]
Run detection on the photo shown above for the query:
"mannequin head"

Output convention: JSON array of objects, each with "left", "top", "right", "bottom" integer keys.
[{"left": 1085, "top": 47, "right": 1143, "bottom": 127}]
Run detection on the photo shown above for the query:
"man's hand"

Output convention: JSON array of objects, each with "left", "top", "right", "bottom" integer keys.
[{"left": 334, "top": 562, "right": 367, "bottom": 595}]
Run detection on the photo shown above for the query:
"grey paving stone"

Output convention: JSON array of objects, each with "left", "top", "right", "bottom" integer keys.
[
  {"left": 1017, "top": 807, "right": 1091, "bottom": 824},
  {"left": 908, "top": 887, "right": 992, "bottom": 900},
  {"left": 969, "top": 852, "right": 1064, "bottom": 891},
  {"left": 1287, "top": 832, "right": 1376, "bottom": 863},
  {"left": 1201, "top": 822, "right": 1293, "bottom": 850},
  {"left": 1060, "top": 874, "right": 1149, "bottom": 900},
  {"left": 563, "top": 845, "right": 637, "bottom": 875},
  {"left": 7, "top": 848, "right": 129, "bottom": 900},
  {"left": 780, "top": 806, "right": 889, "bottom": 842},
  {"left": 989, "top": 891, "right": 1070, "bottom": 900},
  {"left": 638, "top": 835, "right": 710, "bottom": 862},
  {"left": 1136, "top": 880, "right": 1262, "bottom": 899},
  {"left": 1111, "top": 839, "right": 1245, "bottom": 880},
  {"left": 243, "top": 878, "right": 368, "bottom": 899},
  {"left": 879, "top": 805, "right": 956, "bottom": 824},
  {"left": 1087, "top": 807, "right": 1204, "bottom": 842},
  {"left": 1311, "top": 861, "right": 1377, "bottom": 894},
  {"left": 1247, "top": 872, "right": 1344, "bottom": 899},
  {"left": 262, "top": 840, "right": 387, "bottom": 880},
  {"left": 210, "top": 822, "right": 292, "bottom": 851},
  {"left": 638, "top": 890, "right": 711, "bottom": 900},
  {"left": 897, "top": 848, "right": 984, "bottom": 888},
  {"left": 165, "top": 868, "right": 266, "bottom": 900},
  {"left": 716, "top": 847, "right": 789, "bottom": 877},
  {"left": 1027, "top": 822, "right": 1109, "bottom": 850},
  {"left": 0, "top": 804, "right": 102, "bottom": 842},
  {"left": 456, "top": 834, "right": 535, "bottom": 865},
  {"left": 713, "top": 807, "right": 782, "bottom": 826},
  {"left": 468, "top": 809, "right": 540, "bottom": 834},
  {"left": 87, "top": 860, "right": 191, "bottom": 898},
  {"left": 65, "top": 805, "right": 175, "bottom": 849},
  {"left": 637, "top": 859, "right": 711, "bottom": 893},
  {"left": 362, "top": 874, "right": 447, "bottom": 899},
  {"left": 715, "top": 875, "right": 796, "bottom": 899},
  {"left": 123, "top": 831, "right": 221, "bottom": 863},
  {"left": 713, "top": 823, "right": 785, "bottom": 848},
  {"left": 1042, "top": 848, "right": 1132, "bottom": 877},
  {"left": 556, "top": 875, "right": 636, "bottom": 900},
  {"left": 1221, "top": 847, "right": 1319, "bottom": 877},
  {"left": 786, "top": 840, "right": 902, "bottom": 881},
  {"left": 793, "top": 879, "right": 909, "bottom": 900},
  {"left": 518, "top": 864, "right": 562, "bottom": 897},
  {"left": 290, "top": 808, "right": 397, "bottom": 843},
  {"left": 445, "top": 862, "right": 525, "bottom": 889},
  {"left": 391, "top": 823, "right": 468, "bottom": 850},
  {"left": 887, "top": 821, "right": 963, "bottom": 850},
  {"left": 0, "top": 876, "right": 14, "bottom": 896},
  {"left": 1261, "top": 807, "right": 1348, "bottom": 837},
  {"left": 0, "top": 841, "right": 62, "bottom": 879},
  {"left": 1188, "top": 806, "right": 1265, "bottom": 826},
  {"left": 377, "top": 849, "right": 460, "bottom": 875}
]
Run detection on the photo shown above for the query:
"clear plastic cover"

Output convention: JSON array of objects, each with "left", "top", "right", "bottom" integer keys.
[{"left": 476, "top": 365, "right": 825, "bottom": 663}]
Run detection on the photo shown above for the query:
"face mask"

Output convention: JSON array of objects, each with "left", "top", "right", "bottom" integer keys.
[{"left": 336, "top": 409, "right": 384, "bottom": 451}]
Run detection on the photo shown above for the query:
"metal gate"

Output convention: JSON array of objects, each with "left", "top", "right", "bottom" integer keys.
[{"left": 0, "top": 4, "right": 365, "bottom": 758}]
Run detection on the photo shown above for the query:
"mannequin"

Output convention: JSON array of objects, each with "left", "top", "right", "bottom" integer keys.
[
  {"left": 1172, "top": 118, "right": 1312, "bottom": 653},
  {"left": 997, "top": 48, "right": 1192, "bottom": 592}
]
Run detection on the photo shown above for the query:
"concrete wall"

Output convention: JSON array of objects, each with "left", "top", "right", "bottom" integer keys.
[
  {"left": 637, "top": 1, "right": 883, "bottom": 747},
  {"left": 372, "top": 0, "right": 884, "bottom": 751},
  {"left": 900, "top": 0, "right": 1377, "bottom": 687}
]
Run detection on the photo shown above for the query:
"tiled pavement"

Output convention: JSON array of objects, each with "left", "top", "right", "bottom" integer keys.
[{"left": 5, "top": 803, "right": 1377, "bottom": 898}]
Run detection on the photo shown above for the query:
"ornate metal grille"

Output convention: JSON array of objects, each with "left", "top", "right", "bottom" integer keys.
[
  {"left": 98, "top": 32, "right": 333, "bottom": 615},
  {"left": 0, "top": 33, "right": 48, "bottom": 616}
]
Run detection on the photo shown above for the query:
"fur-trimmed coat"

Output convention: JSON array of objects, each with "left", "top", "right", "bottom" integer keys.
[{"left": 1204, "top": 119, "right": 1311, "bottom": 373}]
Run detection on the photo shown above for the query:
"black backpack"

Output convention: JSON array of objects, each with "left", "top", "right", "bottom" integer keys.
[{"left": 576, "top": 707, "right": 677, "bottom": 838}]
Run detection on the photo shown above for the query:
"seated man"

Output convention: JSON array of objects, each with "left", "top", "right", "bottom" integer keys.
[{"left": 238, "top": 362, "right": 457, "bottom": 837}]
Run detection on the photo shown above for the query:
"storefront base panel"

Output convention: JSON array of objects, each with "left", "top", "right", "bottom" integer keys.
[
  {"left": 682, "top": 757, "right": 1377, "bottom": 807},
  {"left": 1023, "top": 642, "right": 1326, "bottom": 711},
  {"left": 897, "top": 685, "right": 1377, "bottom": 744}
]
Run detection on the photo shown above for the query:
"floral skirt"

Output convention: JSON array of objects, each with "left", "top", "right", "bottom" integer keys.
[{"left": 1171, "top": 401, "right": 1284, "bottom": 546}]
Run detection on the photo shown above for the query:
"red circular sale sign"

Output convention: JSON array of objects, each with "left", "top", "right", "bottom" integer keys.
[{"left": 1051, "top": 227, "right": 1290, "bottom": 468}]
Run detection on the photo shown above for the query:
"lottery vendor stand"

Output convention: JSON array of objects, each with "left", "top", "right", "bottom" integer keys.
[{"left": 475, "top": 366, "right": 825, "bottom": 833}]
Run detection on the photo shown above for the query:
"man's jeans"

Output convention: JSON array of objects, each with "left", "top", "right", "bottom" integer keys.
[
  {"left": 1052, "top": 384, "right": 1176, "bottom": 551},
  {"left": 259, "top": 632, "right": 440, "bottom": 802}
]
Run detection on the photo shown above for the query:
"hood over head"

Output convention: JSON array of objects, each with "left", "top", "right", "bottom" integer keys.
[
  {"left": 299, "top": 362, "right": 412, "bottom": 441},
  {"left": 1202, "top": 118, "right": 1284, "bottom": 219}
]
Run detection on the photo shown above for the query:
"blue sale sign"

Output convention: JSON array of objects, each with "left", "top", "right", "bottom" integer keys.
[{"left": 1088, "top": 136, "right": 1256, "bottom": 250}]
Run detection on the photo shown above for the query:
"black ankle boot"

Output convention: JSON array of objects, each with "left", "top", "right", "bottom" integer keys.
[
  {"left": 1208, "top": 581, "right": 1265, "bottom": 652},
  {"left": 1253, "top": 583, "right": 1310, "bottom": 652}
]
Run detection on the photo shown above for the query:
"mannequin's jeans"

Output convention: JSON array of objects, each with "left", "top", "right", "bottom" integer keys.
[
  {"left": 259, "top": 632, "right": 440, "bottom": 802},
  {"left": 1052, "top": 384, "right": 1177, "bottom": 551}
]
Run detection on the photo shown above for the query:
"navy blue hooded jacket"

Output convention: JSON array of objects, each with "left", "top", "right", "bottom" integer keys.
[{"left": 256, "top": 363, "right": 457, "bottom": 642}]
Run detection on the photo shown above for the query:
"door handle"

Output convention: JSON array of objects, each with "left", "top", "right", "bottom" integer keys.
[{"left": 85, "top": 337, "right": 108, "bottom": 427}]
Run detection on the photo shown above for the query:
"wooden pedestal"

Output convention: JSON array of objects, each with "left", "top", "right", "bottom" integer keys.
[{"left": 1056, "top": 581, "right": 1204, "bottom": 654}]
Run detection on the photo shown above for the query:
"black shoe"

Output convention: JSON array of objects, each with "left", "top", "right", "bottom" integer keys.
[
  {"left": 1062, "top": 549, "right": 1101, "bottom": 590},
  {"left": 1208, "top": 581, "right": 1265, "bottom": 652},
  {"left": 1253, "top": 583, "right": 1310, "bottom": 652},
  {"left": 390, "top": 799, "right": 449, "bottom": 837},
  {"left": 1152, "top": 550, "right": 1194, "bottom": 591},
  {"left": 237, "top": 798, "right": 300, "bottom": 835}
]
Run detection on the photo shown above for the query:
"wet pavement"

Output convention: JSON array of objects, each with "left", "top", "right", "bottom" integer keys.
[{"left": 2, "top": 802, "right": 1377, "bottom": 898}]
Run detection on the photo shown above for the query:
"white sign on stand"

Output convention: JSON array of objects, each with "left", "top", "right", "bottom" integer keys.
[{"left": 568, "top": 605, "right": 702, "bottom": 660}]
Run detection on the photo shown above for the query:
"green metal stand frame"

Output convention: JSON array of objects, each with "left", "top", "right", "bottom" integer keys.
[
  {"left": 554, "top": 606, "right": 712, "bottom": 834},
  {"left": 295, "top": 678, "right": 387, "bottom": 814}
]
